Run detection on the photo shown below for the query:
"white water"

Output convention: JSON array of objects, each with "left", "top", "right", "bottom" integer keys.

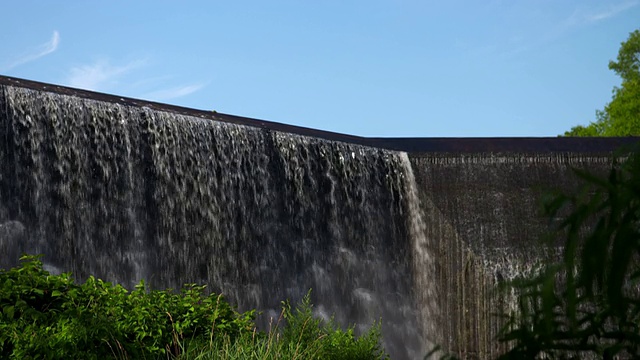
[{"left": 0, "top": 85, "right": 435, "bottom": 359}]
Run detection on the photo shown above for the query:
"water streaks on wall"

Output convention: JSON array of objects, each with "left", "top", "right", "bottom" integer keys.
[
  {"left": 0, "top": 85, "right": 432, "bottom": 359},
  {"left": 0, "top": 79, "right": 628, "bottom": 359}
]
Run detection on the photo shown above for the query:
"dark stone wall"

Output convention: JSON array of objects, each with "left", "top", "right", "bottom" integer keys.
[{"left": 409, "top": 152, "right": 621, "bottom": 358}]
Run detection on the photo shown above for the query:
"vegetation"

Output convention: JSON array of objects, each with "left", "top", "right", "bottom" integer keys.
[
  {"left": 497, "top": 143, "right": 640, "bottom": 358},
  {"left": 0, "top": 255, "right": 387, "bottom": 359},
  {"left": 564, "top": 29, "right": 640, "bottom": 136}
]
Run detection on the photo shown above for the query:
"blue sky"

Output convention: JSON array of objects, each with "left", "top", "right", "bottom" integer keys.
[{"left": 1, "top": 1, "right": 638, "bottom": 137}]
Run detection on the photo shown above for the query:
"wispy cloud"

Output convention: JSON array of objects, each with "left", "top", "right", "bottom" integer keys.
[
  {"left": 564, "top": 1, "right": 639, "bottom": 27},
  {"left": 66, "top": 59, "right": 205, "bottom": 102},
  {"left": 67, "top": 59, "right": 146, "bottom": 91},
  {"left": 142, "top": 83, "right": 206, "bottom": 101},
  {"left": 585, "top": 1, "right": 639, "bottom": 22},
  {"left": 3, "top": 31, "right": 60, "bottom": 71}
]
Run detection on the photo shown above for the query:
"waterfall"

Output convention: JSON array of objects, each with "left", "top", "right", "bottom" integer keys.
[
  {"left": 1, "top": 79, "right": 626, "bottom": 358},
  {"left": 0, "top": 85, "right": 436, "bottom": 359},
  {"left": 399, "top": 153, "right": 438, "bottom": 355}
]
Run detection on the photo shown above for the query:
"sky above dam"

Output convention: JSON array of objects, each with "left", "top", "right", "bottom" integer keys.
[{"left": 1, "top": 1, "right": 638, "bottom": 137}]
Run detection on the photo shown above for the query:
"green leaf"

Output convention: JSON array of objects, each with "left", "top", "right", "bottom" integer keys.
[{"left": 3, "top": 305, "right": 15, "bottom": 319}]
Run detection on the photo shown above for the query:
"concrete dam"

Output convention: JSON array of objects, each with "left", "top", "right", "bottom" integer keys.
[{"left": 0, "top": 76, "right": 633, "bottom": 359}]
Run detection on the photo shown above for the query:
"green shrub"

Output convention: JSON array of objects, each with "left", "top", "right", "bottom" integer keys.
[
  {"left": 0, "top": 257, "right": 388, "bottom": 359},
  {"left": 0, "top": 255, "right": 253, "bottom": 359},
  {"left": 183, "top": 291, "right": 389, "bottom": 360}
]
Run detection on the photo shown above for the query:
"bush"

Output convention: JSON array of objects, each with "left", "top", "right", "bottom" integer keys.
[
  {"left": 0, "top": 256, "right": 388, "bottom": 359},
  {"left": 184, "top": 291, "right": 388, "bottom": 360},
  {"left": 0, "top": 255, "right": 254, "bottom": 359}
]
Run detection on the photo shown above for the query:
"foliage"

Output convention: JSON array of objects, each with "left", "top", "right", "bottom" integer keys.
[
  {"left": 183, "top": 291, "right": 388, "bottom": 360},
  {"left": 498, "top": 143, "right": 640, "bottom": 358},
  {"left": 0, "top": 255, "right": 253, "bottom": 359},
  {"left": 279, "top": 291, "right": 387, "bottom": 360},
  {"left": 564, "top": 29, "right": 640, "bottom": 136},
  {"left": 0, "top": 256, "right": 388, "bottom": 359}
]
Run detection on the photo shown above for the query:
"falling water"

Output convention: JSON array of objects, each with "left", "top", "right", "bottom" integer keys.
[
  {"left": 0, "top": 86, "right": 435, "bottom": 359},
  {"left": 399, "top": 153, "right": 438, "bottom": 355}
]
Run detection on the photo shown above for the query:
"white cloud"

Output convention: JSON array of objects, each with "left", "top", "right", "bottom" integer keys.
[
  {"left": 142, "top": 83, "right": 206, "bottom": 101},
  {"left": 3, "top": 31, "right": 204, "bottom": 103},
  {"left": 41, "top": 31, "right": 60, "bottom": 55},
  {"left": 3, "top": 31, "right": 60, "bottom": 71},
  {"left": 565, "top": 1, "right": 639, "bottom": 27},
  {"left": 585, "top": 1, "right": 639, "bottom": 22},
  {"left": 66, "top": 58, "right": 205, "bottom": 103},
  {"left": 67, "top": 59, "right": 146, "bottom": 91}
]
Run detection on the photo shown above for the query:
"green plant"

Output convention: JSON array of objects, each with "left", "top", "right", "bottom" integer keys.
[
  {"left": 0, "top": 257, "right": 388, "bottom": 359},
  {"left": 0, "top": 255, "right": 254, "bottom": 359},
  {"left": 564, "top": 29, "right": 640, "bottom": 136},
  {"left": 180, "top": 291, "right": 388, "bottom": 360}
]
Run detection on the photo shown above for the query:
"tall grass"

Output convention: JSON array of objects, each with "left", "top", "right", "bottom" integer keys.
[{"left": 179, "top": 292, "right": 387, "bottom": 360}]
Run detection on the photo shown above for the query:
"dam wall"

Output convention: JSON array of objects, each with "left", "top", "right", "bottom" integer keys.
[
  {"left": 0, "top": 76, "right": 635, "bottom": 359},
  {"left": 410, "top": 151, "right": 619, "bottom": 358}
]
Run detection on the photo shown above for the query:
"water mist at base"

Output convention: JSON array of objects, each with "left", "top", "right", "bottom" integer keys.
[{"left": 0, "top": 86, "right": 437, "bottom": 359}]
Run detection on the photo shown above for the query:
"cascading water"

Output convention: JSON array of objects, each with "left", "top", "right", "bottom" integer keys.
[
  {"left": 399, "top": 153, "right": 439, "bottom": 354},
  {"left": 0, "top": 86, "right": 435, "bottom": 359}
]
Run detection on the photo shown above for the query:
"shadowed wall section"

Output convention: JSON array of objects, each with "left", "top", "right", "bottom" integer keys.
[
  {"left": 0, "top": 76, "right": 635, "bottom": 359},
  {"left": 411, "top": 153, "right": 618, "bottom": 358}
]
